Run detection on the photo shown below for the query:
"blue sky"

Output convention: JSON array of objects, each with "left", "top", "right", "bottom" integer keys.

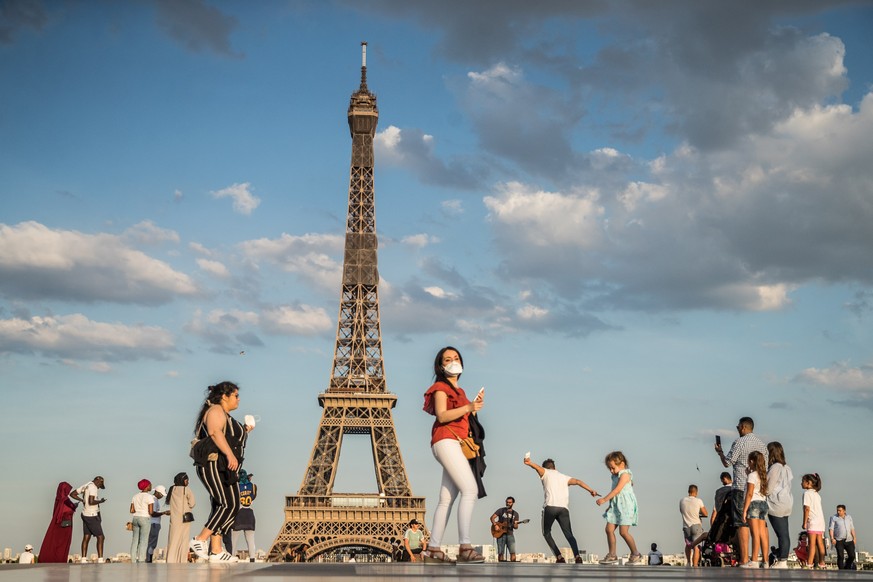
[{"left": 2, "top": 0, "right": 872, "bottom": 558}]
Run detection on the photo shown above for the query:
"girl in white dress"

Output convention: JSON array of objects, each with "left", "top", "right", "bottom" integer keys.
[{"left": 801, "top": 473, "right": 825, "bottom": 568}]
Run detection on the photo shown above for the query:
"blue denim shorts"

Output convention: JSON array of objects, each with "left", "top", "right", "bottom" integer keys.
[{"left": 746, "top": 500, "right": 769, "bottom": 520}]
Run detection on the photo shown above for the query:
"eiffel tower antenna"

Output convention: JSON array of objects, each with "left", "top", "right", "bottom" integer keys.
[{"left": 268, "top": 42, "right": 426, "bottom": 562}]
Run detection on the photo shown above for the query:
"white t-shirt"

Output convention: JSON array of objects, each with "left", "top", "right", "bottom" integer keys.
[
  {"left": 19, "top": 551, "right": 35, "bottom": 564},
  {"left": 679, "top": 495, "right": 705, "bottom": 527},
  {"left": 77, "top": 482, "right": 100, "bottom": 517},
  {"left": 747, "top": 472, "right": 766, "bottom": 502},
  {"left": 131, "top": 492, "right": 155, "bottom": 518},
  {"left": 541, "top": 469, "right": 571, "bottom": 508},
  {"left": 803, "top": 489, "right": 825, "bottom": 531}
]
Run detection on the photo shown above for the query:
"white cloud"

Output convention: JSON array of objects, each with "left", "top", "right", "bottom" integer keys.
[
  {"left": 0, "top": 221, "right": 199, "bottom": 304},
  {"left": 517, "top": 304, "right": 549, "bottom": 320},
  {"left": 467, "top": 62, "right": 521, "bottom": 85},
  {"left": 123, "top": 220, "right": 180, "bottom": 244},
  {"left": 374, "top": 126, "right": 485, "bottom": 189},
  {"left": 618, "top": 181, "right": 668, "bottom": 212},
  {"left": 196, "top": 258, "right": 230, "bottom": 278},
  {"left": 189, "top": 242, "right": 212, "bottom": 256},
  {"left": 261, "top": 305, "right": 332, "bottom": 336},
  {"left": 441, "top": 199, "right": 464, "bottom": 216},
  {"left": 186, "top": 303, "right": 331, "bottom": 351},
  {"left": 239, "top": 233, "right": 343, "bottom": 291},
  {"left": 423, "top": 286, "right": 456, "bottom": 299},
  {"left": 478, "top": 89, "right": 873, "bottom": 311},
  {"left": 0, "top": 314, "right": 174, "bottom": 361},
  {"left": 794, "top": 361, "right": 873, "bottom": 392},
  {"left": 401, "top": 234, "right": 439, "bottom": 248},
  {"left": 484, "top": 181, "right": 604, "bottom": 248},
  {"left": 211, "top": 182, "right": 261, "bottom": 215},
  {"left": 374, "top": 125, "right": 402, "bottom": 160}
]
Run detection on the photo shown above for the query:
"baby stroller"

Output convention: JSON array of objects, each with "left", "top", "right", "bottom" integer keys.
[{"left": 699, "top": 494, "right": 737, "bottom": 567}]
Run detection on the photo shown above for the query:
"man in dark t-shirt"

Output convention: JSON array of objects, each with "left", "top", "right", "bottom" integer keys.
[
  {"left": 711, "top": 472, "right": 732, "bottom": 525},
  {"left": 491, "top": 497, "right": 520, "bottom": 562}
]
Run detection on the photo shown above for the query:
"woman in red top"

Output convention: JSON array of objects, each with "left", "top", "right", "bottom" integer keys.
[{"left": 422, "top": 346, "right": 485, "bottom": 563}]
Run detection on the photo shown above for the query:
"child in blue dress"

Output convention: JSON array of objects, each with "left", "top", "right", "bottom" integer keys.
[{"left": 596, "top": 451, "right": 642, "bottom": 565}]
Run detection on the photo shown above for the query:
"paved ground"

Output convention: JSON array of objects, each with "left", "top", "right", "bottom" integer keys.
[{"left": 0, "top": 562, "right": 870, "bottom": 581}]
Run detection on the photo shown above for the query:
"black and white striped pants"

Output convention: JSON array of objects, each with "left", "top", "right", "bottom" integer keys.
[{"left": 195, "top": 461, "right": 240, "bottom": 535}]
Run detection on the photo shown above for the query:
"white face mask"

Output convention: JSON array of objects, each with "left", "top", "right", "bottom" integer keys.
[{"left": 443, "top": 361, "right": 463, "bottom": 376}]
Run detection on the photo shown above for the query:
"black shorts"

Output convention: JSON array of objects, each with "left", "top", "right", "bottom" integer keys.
[
  {"left": 232, "top": 507, "right": 256, "bottom": 531},
  {"left": 82, "top": 514, "right": 104, "bottom": 537}
]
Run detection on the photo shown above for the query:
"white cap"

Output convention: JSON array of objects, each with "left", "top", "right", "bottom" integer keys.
[
  {"left": 154, "top": 485, "right": 167, "bottom": 496},
  {"left": 24, "top": 544, "right": 33, "bottom": 551}
]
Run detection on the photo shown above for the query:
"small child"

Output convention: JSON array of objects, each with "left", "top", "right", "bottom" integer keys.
[
  {"left": 801, "top": 473, "right": 825, "bottom": 568},
  {"left": 596, "top": 451, "right": 641, "bottom": 565},
  {"left": 740, "top": 451, "right": 770, "bottom": 568},
  {"left": 794, "top": 531, "right": 809, "bottom": 566}
]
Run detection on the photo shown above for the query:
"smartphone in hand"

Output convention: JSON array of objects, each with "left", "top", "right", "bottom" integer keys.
[{"left": 715, "top": 435, "right": 721, "bottom": 447}]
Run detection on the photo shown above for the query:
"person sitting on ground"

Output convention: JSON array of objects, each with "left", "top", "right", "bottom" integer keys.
[{"left": 19, "top": 544, "right": 36, "bottom": 564}]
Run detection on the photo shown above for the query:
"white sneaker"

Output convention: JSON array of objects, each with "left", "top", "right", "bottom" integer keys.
[
  {"left": 740, "top": 561, "right": 760, "bottom": 568},
  {"left": 189, "top": 538, "right": 209, "bottom": 559},
  {"left": 209, "top": 551, "right": 239, "bottom": 563},
  {"left": 772, "top": 560, "right": 788, "bottom": 569},
  {"left": 79, "top": 558, "right": 88, "bottom": 564},
  {"left": 97, "top": 557, "right": 105, "bottom": 564}
]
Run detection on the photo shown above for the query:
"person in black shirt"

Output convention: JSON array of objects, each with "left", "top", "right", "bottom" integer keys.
[{"left": 491, "top": 497, "right": 520, "bottom": 562}]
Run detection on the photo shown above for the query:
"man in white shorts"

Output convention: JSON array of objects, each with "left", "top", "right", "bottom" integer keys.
[{"left": 679, "top": 484, "right": 707, "bottom": 567}]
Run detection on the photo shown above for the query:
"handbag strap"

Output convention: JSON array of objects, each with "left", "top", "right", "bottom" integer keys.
[{"left": 446, "top": 425, "right": 470, "bottom": 441}]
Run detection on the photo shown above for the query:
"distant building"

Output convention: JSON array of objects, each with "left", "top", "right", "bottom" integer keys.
[{"left": 516, "top": 552, "right": 548, "bottom": 563}]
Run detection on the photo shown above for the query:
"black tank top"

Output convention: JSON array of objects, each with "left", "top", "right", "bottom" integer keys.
[{"left": 198, "top": 411, "right": 247, "bottom": 460}]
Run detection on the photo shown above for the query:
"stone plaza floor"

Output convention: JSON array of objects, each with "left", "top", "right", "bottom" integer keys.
[{"left": 1, "top": 562, "right": 871, "bottom": 582}]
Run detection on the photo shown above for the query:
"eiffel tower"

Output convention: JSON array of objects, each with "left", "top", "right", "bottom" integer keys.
[{"left": 267, "top": 43, "right": 425, "bottom": 562}]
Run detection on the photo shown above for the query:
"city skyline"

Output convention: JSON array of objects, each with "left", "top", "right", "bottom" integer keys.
[{"left": 2, "top": 0, "right": 873, "bottom": 559}]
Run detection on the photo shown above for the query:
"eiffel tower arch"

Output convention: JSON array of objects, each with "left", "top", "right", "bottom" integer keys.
[{"left": 268, "top": 43, "right": 426, "bottom": 562}]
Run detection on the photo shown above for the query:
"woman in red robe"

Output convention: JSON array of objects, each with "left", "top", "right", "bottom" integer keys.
[{"left": 39, "top": 482, "right": 78, "bottom": 562}]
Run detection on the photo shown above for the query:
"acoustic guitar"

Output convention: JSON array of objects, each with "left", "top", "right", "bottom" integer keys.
[{"left": 491, "top": 518, "right": 530, "bottom": 539}]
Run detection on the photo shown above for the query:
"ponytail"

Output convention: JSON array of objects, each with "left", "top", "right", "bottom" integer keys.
[{"left": 193, "top": 381, "right": 240, "bottom": 434}]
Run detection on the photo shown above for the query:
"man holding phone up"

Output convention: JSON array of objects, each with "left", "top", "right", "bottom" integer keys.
[{"left": 714, "top": 417, "right": 767, "bottom": 566}]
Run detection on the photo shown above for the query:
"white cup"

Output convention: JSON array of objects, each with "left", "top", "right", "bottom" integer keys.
[{"left": 244, "top": 414, "right": 257, "bottom": 428}]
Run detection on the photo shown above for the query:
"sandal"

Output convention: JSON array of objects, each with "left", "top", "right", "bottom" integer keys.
[
  {"left": 422, "top": 548, "right": 455, "bottom": 564},
  {"left": 458, "top": 547, "right": 485, "bottom": 563}
]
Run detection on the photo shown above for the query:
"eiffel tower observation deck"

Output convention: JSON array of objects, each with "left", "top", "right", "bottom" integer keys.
[{"left": 267, "top": 43, "right": 426, "bottom": 562}]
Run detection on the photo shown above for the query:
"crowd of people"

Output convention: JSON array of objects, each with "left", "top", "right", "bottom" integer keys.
[
  {"left": 668, "top": 416, "right": 858, "bottom": 570},
  {"left": 422, "top": 346, "right": 646, "bottom": 565},
  {"left": 20, "top": 381, "right": 257, "bottom": 565},
  {"left": 14, "top": 358, "right": 860, "bottom": 569},
  {"left": 420, "top": 347, "right": 859, "bottom": 569}
]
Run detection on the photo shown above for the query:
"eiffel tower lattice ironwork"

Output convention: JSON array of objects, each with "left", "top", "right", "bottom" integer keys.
[{"left": 268, "top": 43, "right": 425, "bottom": 562}]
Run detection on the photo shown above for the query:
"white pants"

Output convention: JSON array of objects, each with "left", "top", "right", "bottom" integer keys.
[{"left": 428, "top": 438, "right": 478, "bottom": 546}]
